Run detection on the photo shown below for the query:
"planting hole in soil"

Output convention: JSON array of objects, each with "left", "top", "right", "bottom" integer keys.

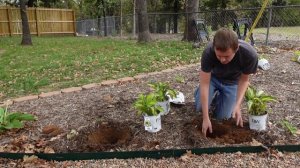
[
  {"left": 72, "top": 121, "right": 133, "bottom": 151},
  {"left": 188, "top": 118, "right": 254, "bottom": 144}
]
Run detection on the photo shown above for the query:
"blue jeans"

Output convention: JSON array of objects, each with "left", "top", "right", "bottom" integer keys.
[{"left": 194, "top": 77, "right": 238, "bottom": 120}]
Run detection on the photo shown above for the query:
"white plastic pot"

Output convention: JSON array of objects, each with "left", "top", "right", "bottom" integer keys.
[
  {"left": 156, "top": 100, "right": 170, "bottom": 115},
  {"left": 249, "top": 114, "right": 268, "bottom": 131},
  {"left": 143, "top": 114, "right": 161, "bottom": 133},
  {"left": 258, "top": 59, "right": 270, "bottom": 70},
  {"left": 168, "top": 91, "right": 185, "bottom": 104}
]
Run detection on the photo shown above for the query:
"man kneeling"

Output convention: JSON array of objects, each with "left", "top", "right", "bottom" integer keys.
[{"left": 194, "top": 28, "right": 258, "bottom": 137}]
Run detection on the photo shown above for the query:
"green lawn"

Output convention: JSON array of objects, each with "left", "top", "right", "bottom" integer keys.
[
  {"left": 0, "top": 37, "right": 202, "bottom": 100},
  {"left": 253, "top": 26, "right": 300, "bottom": 36}
]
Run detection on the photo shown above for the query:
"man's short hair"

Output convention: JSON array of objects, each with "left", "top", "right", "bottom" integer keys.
[{"left": 213, "top": 28, "right": 238, "bottom": 52}]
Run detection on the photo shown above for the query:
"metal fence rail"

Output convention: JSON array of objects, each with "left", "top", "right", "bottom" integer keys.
[{"left": 76, "top": 5, "right": 300, "bottom": 44}]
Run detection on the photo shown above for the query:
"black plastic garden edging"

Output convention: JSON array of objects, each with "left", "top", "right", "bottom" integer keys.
[{"left": 0, "top": 144, "right": 300, "bottom": 161}]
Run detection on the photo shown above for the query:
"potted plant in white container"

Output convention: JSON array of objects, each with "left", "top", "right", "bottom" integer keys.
[
  {"left": 148, "top": 82, "right": 177, "bottom": 115},
  {"left": 245, "top": 86, "right": 276, "bottom": 131},
  {"left": 134, "top": 93, "right": 164, "bottom": 133}
]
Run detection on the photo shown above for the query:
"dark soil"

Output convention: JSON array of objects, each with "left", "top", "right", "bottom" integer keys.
[
  {"left": 82, "top": 121, "right": 132, "bottom": 151},
  {"left": 186, "top": 118, "right": 254, "bottom": 145},
  {"left": 0, "top": 40, "right": 299, "bottom": 154}
]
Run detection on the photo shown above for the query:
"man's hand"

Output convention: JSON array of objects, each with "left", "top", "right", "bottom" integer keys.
[
  {"left": 202, "top": 117, "right": 212, "bottom": 137},
  {"left": 232, "top": 105, "right": 243, "bottom": 127}
]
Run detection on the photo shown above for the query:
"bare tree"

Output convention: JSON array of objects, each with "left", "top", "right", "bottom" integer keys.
[
  {"left": 20, "top": 0, "right": 32, "bottom": 45},
  {"left": 182, "top": 0, "right": 199, "bottom": 42},
  {"left": 136, "top": 0, "right": 151, "bottom": 42}
]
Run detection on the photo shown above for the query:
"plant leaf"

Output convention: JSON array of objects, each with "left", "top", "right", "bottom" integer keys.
[
  {"left": 247, "top": 101, "right": 253, "bottom": 111},
  {"left": 6, "top": 113, "right": 36, "bottom": 122},
  {"left": 256, "top": 90, "right": 264, "bottom": 97},
  {"left": 4, "top": 120, "right": 24, "bottom": 129}
]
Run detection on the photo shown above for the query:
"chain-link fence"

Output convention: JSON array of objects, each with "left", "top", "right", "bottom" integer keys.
[
  {"left": 76, "top": 16, "right": 119, "bottom": 36},
  {"left": 76, "top": 5, "right": 300, "bottom": 44}
]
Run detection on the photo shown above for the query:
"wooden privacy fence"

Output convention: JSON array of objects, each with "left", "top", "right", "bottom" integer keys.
[{"left": 0, "top": 7, "right": 76, "bottom": 36}]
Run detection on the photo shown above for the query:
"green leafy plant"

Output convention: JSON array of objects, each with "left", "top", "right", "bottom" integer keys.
[
  {"left": 0, "top": 107, "right": 36, "bottom": 132},
  {"left": 148, "top": 82, "right": 177, "bottom": 102},
  {"left": 291, "top": 50, "right": 300, "bottom": 63},
  {"left": 258, "top": 54, "right": 268, "bottom": 60},
  {"left": 133, "top": 93, "right": 163, "bottom": 116},
  {"left": 175, "top": 75, "right": 185, "bottom": 83},
  {"left": 280, "top": 120, "right": 298, "bottom": 136},
  {"left": 245, "top": 86, "right": 276, "bottom": 116}
]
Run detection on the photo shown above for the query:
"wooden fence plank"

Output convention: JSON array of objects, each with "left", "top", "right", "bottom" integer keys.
[
  {"left": 0, "top": 7, "right": 75, "bottom": 36},
  {"left": 35, "top": 8, "right": 40, "bottom": 36},
  {"left": 7, "top": 7, "right": 12, "bottom": 36},
  {"left": 72, "top": 10, "right": 76, "bottom": 36}
]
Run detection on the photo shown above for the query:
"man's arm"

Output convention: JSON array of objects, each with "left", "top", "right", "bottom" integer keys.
[
  {"left": 200, "top": 70, "right": 212, "bottom": 136},
  {"left": 232, "top": 73, "right": 250, "bottom": 127}
]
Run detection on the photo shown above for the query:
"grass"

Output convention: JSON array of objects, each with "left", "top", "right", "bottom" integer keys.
[
  {"left": 0, "top": 36, "right": 202, "bottom": 100},
  {"left": 253, "top": 26, "right": 300, "bottom": 37}
]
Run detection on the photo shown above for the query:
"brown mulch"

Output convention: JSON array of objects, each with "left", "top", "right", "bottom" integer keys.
[{"left": 0, "top": 40, "right": 299, "bottom": 167}]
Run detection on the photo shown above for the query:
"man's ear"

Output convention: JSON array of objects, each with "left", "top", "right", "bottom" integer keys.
[{"left": 235, "top": 45, "right": 240, "bottom": 52}]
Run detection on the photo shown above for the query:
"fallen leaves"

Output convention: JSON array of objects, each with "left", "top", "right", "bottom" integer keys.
[
  {"left": 23, "top": 144, "right": 35, "bottom": 153},
  {"left": 250, "top": 139, "right": 263, "bottom": 146},
  {"left": 179, "top": 150, "right": 197, "bottom": 162},
  {"left": 44, "top": 147, "right": 55, "bottom": 153},
  {"left": 23, "top": 155, "right": 39, "bottom": 163},
  {"left": 0, "top": 132, "right": 56, "bottom": 154},
  {"left": 42, "top": 125, "right": 63, "bottom": 137},
  {"left": 23, "top": 155, "right": 54, "bottom": 167},
  {"left": 142, "top": 141, "right": 160, "bottom": 150},
  {"left": 67, "top": 129, "right": 79, "bottom": 140}
]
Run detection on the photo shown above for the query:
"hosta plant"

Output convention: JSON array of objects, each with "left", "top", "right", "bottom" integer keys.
[
  {"left": 245, "top": 86, "right": 276, "bottom": 116},
  {"left": 148, "top": 82, "right": 177, "bottom": 101},
  {"left": 0, "top": 107, "right": 36, "bottom": 132},
  {"left": 291, "top": 50, "right": 300, "bottom": 63},
  {"left": 280, "top": 120, "right": 298, "bottom": 136},
  {"left": 134, "top": 93, "right": 163, "bottom": 116}
]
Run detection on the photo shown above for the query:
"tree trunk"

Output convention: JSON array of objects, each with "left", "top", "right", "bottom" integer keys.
[
  {"left": 133, "top": 0, "right": 136, "bottom": 36},
  {"left": 173, "top": 0, "right": 179, "bottom": 33},
  {"left": 27, "top": 0, "right": 35, "bottom": 7},
  {"left": 136, "top": 0, "right": 151, "bottom": 42},
  {"left": 182, "top": 0, "right": 199, "bottom": 41},
  {"left": 20, "top": 0, "right": 32, "bottom": 45},
  {"left": 101, "top": 0, "right": 108, "bottom": 36}
]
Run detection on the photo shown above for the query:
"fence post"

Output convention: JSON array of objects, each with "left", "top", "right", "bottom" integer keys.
[
  {"left": 6, "top": 7, "right": 12, "bottom": 36},
  {"left": 154, "top": 14, "right": 157, "bottom": 33},
  {"left": 35, "top": 8, "right": 40, "bottom": 36},
  {"left": 265, "top": 6, "right": 272, "bottom": 45},
  {"left": 73, "top": 10, "right": 76, "bottom": 36}
]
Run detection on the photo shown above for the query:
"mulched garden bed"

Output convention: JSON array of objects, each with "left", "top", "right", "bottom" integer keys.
[{"left": 0, "top": 41, "right": 299, "bottom": 167}]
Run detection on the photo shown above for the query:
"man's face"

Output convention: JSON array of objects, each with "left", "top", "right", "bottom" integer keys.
[{"left": 214, "top": 48, "right": 236, "bottom": 64}]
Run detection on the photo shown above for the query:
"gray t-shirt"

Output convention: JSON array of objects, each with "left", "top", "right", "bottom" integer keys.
[{"left": 201, "top": 40, "right": 258, "bottom": 84}]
